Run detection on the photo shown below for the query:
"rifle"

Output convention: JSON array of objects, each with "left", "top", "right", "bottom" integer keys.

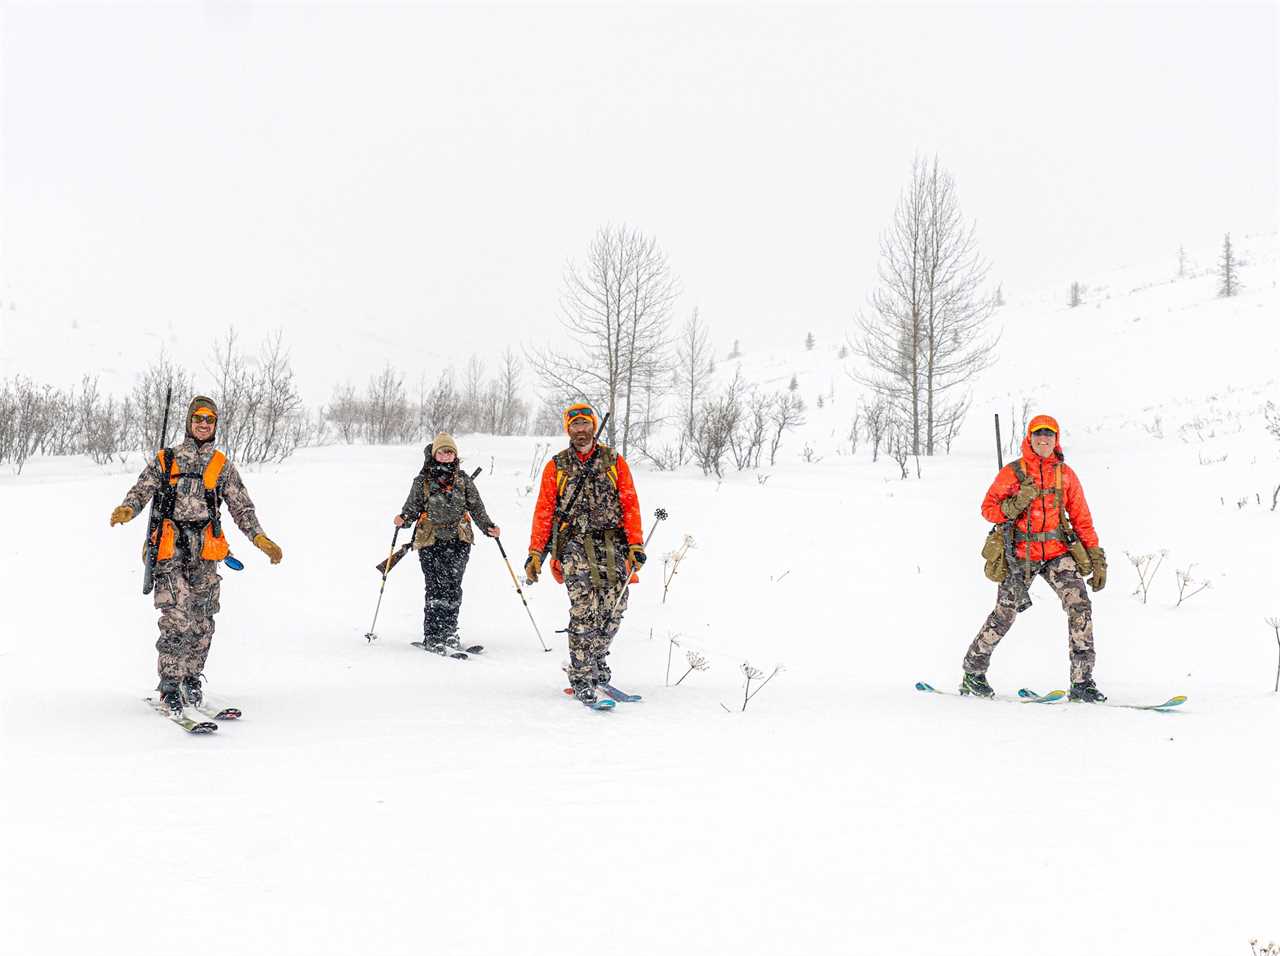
[
  {"left": 141, "top": 385, "right": 174, "bottom": 596},
  {"left": 543, "top": 411, "right": 610, "bottom": 570},
  {"left": 994, "top": 413, "right": 1032, "bottom": 613}
]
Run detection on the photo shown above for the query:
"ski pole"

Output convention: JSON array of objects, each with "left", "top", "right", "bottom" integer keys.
[
  {"left": 599, "top": 507, "right": 667, "bottom": 632},
  {"left": 493, "top": 536, "right": 551, "bottom": 652},
  {"left": 365, "top": 526, "right": 401, "bottom": 642}
]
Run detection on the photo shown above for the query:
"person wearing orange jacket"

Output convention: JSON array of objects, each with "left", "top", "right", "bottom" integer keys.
[
  {"left": 961, "top": 414, "right": 1108, "bottom": 702},
  {"left": 525, "top": 403, "right": 645, "bottom": 705},
  {"left": 110, "top": 395, "right": 283, "bottom": 717}
]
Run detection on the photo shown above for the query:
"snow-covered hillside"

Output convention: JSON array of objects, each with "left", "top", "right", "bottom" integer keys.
[{"left": 2, "top": 238, "right": 1278, "bottom": 955}]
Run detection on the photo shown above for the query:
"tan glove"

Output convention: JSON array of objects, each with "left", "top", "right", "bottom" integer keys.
[
  {"left": 110, "top": 505, "right": 135, "bottom": 526},
  {"left": 628, "top": 544, "right": 647, "bottom": 567},
  {"left": 999, "top": 475, "right": 1041, "bottom": 520},
  {"left": 254, "top": 533, "right": 283, "bottom": 565},
  {"left": 1086, "top": 546, "right": 1107, "bottom": 591},
  {"left": 524, "top": 550, "right": 542, "bottom": 584}
]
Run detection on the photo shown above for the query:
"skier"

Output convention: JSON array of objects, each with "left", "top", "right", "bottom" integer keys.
[
  {"left": 524, "top": 403, "right": 645, "bottom": 705},
  {"left": 962, "top": 414, "right": 1108, "bottom": 701},
  {"left": 110, "top": 396, "right": 283, "bottom": 715},
  {"left": 394, "top": 433, "right": 500, "bottom": 653}
]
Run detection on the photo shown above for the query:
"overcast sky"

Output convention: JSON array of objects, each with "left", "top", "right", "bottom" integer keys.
[{"left": 2, "top": 3, "right": 1276, "bottom": 401}]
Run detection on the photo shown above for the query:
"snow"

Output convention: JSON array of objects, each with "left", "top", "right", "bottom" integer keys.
[{"left": 2, "top": 236, "right": 1279, "bottom": 954}]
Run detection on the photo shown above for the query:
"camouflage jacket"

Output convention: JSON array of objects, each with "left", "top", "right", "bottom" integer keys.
[
  {"left": 528, "top": 444, "right": 643, "bottom": 554},
  {"left": 399, "top": 465, "right": 495, "bottom": 545},
  {"left": 120, "top": 438, "right": 265, "bottom": 541}
]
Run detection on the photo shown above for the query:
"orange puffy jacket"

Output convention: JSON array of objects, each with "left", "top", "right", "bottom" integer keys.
[{"left": 982, "top": 431, "right": 1099, "bottom": 563}]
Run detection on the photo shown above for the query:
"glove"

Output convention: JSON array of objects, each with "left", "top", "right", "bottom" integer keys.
[
  {"left": 999, "top": 475, "right": 1041, "bottom": 520},
  {"left": 524, "top": 550, "right": 542, "bottom": 583},
  {"left": 628, "top": 544, "right": 647, "bottom": 567},
  {"left": 1086, "top": 547, "right": 1106, "bottom": 591},
  {"left": 110, "top": 505, "right": 134, "bottom": 526},
  {"left": 254, "top": 533, "right": 283, "bottom": 565}
]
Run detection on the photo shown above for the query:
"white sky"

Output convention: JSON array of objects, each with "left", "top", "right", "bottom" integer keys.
[{"left": 2, "top": 3, "right": 1276, "bottom": 401}]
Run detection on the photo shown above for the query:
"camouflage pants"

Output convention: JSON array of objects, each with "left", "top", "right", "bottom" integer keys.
[
  {"left": 152, "top": 554, "right": 221, "bottom": 681},
  {"left": 418, "top": 538, "right": 471, "bottom": 640},
  {"left": 964, "top": 553, "right": 1095, "bottom": 684},
  {"left": 561, "top": 534, "right": 630, "bottom": 684}
]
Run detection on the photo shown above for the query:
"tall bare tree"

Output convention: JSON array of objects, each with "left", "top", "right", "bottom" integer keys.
[
  {"left": 855, "top": 156, "right": 996, "bottom": 456},
  {"left": 529, "top": 224, "right": 678, "bottom": 456},
  {"left": 673, "top": 308, "right": 713, "bottom": 451}
]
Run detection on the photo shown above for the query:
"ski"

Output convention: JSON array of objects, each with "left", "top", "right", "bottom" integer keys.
[
  {"left": 411, "top": 641, "right": 468, "bottom": 660},
  {"left": 144, "top": 697, "right": 218, "bottom": 734},
  {"left": 915, "top": 681, "right": 1066, "bottom": 704},
  {"left": 598, "top": 683, "right": 642, "bottom": 703},
  {"left": 560, "top": 688, "right": 615, "bottom": 710},
  {"left": 1022, "top": 687, "right": 1187, "bottom": 711},
  {"left": 191, "top": 697, "right": 242, "bottom": 721}
]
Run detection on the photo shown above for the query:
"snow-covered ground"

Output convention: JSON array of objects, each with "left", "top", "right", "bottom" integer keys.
[{"left": 2, "top": 237, "right": 1278, "bottom": 954}]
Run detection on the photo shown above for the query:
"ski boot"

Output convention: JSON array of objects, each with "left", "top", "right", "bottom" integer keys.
[
  {"left": 959, "top": 671, "right": 996, "bottom": 699},
  {"left": 1069, "top": 678, "right": 1107, "bottom": 703},
  {"left": 422, "top": 636, "right": 447, "bottom": 653},
  {"left": 181, "top": 673, "right": 205, "bottom": 708},
  {"left": 158, "top": 678, "right": 185, "bottom": 715},
  {"left": 570, "top": 678, "right": 599, "bottom": 705},
  {"left": 592, "top": 658, "right": 612, "bottom": 687}
]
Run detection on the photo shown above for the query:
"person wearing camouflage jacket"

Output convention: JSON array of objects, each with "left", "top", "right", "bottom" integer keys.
[
  {"left": 110, "top": 395, "right": 283, "bottom": 715},
  {"left": 394, "top": 433, "right": 500, "bottom": 651},
  {"left": 525, "top": 403, "right": 645, "bottom": 705}
]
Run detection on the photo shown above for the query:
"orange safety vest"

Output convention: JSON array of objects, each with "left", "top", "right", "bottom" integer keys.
[{"left": 148, "top": 450, "right": 231, "bottom": 562}]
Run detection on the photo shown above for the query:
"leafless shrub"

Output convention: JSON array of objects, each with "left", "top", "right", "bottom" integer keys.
[
  {"left": 1126, "top": 550, "right": 1166, "bottom": 605},
  {"left": 662, "top": 534, "right": 695, "bottom": 604},
  {"left": 690, "top": 370, "right": 745, "bottom": 478},
  {"left": 738, "top": 661, "right": 783, "bottom": 712},
  {"left": 1174, "top": 564, "right": 1211, "bottom": 607},
  {"left": 768, "top": 392, "right": 805, "bottom": 466},
  {"left": 730, "top": 391, "right": 770, "bottom": 471},
  {"left": 863, "top": 394, "right": 890, "bottom": 462},
  {"left": 674, "top": 650, "right": 710, "bottom": 686}
]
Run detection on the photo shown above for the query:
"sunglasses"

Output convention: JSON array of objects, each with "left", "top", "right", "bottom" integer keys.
[
  {"left": 1031, "top": 428, "right": 1056, "bottom": 438},
  {"left": 192, "top": 414, "right": 217, "bottom": 424}
]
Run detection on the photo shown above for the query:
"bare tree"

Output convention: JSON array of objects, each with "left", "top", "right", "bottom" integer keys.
[
  {"left": 863, "top": 394, "right": 890, "bottom": 462},
  {"left": 690, "top": 369, "right": 746, "bottom": 478},
  {"left": 731, "top": 391, "right": 770, "bottom": 471},
  {"left": 365, "top": 365, "right": 412, "bottom": 445},
  {"left": 130, "top": 350, "right": 192, "bottom": 452},
  {"left": 528, "top": 224, "right": 677, "bottom": 456},
  {"left": 768, "top": 392, "right": 806, "bottom": 466},
  {"left": 1218, "top": 233, "right": 1240, "bottom": 297},
  {"left": 855, "top": 155, "right": 996, "bottom": 456},
  {"left": 495, "top": 347, "right": 529, "bottom": 435},
  {"left": 673, "top": 308, "right": 713, "bottom": 456}
]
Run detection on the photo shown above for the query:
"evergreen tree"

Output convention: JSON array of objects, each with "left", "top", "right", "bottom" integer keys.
[{"left": 1218, "top": 233, "right": 1240, "bottom": 297}]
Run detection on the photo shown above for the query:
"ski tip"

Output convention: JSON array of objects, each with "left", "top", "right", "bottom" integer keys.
[
  {"left": 563, "top": 687, "right": 575, "bottom": 696},
  {"left": 1017, "top": 687, "right": 1037, "bottom": 698},
  {"left": 215, "top": 709, "right": 242, "bottom": 720},
  {"left": 914, "top": 681, "right": 936, "bottom": 693},
  {"left": 591, "top": 700, "right": 616, "bottom": 710},
  {"left": 191, "top": 723, "right": 219, "bottom": 734}
]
